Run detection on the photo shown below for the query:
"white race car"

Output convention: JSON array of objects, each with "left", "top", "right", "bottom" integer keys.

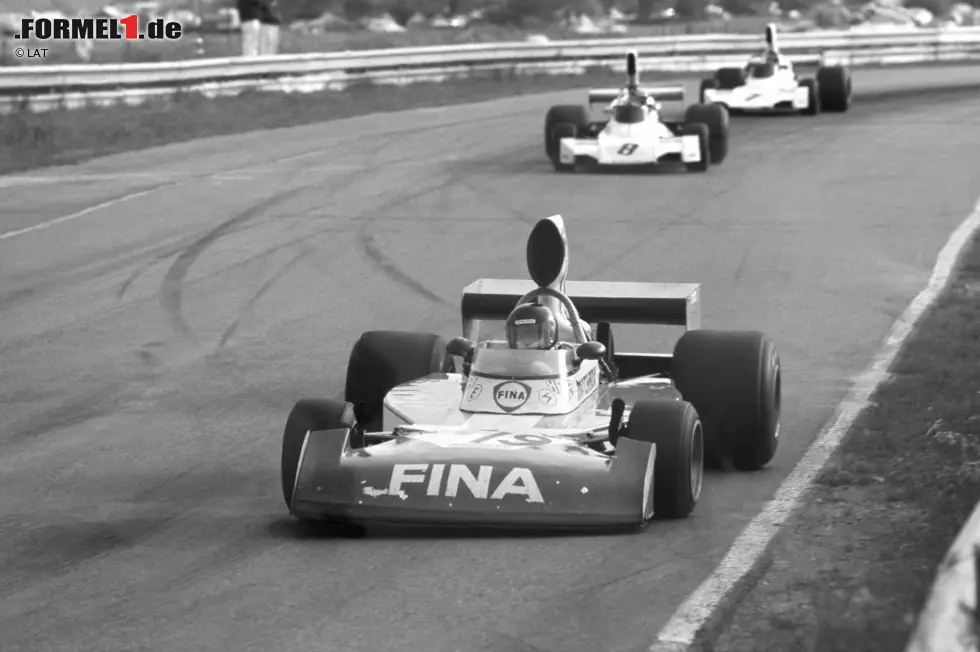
[
  {"left": 699, "top": 23, "right": 852, "bottom": 115},
  {"left": 544, "top": 51, "right": 729, "bottom": 173}
]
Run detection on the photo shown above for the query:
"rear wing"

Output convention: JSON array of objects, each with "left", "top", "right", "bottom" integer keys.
[
  {"left": 588, "top": 86, "right": 685, "bottom": 106},
  {"left": 460, "top": 278, "right": 700, "bottom": 341}
]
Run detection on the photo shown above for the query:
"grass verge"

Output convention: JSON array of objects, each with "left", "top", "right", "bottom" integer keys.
[
  {"left": 710, "top": 229, "right": 980, "bottom": 652},
  {"left": 0, "top": 67, "right": 689, "bottom": 176}
]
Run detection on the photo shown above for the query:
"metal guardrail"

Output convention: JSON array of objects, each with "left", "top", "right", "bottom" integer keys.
[
  {"left": 4, "top": 27, "right": 980, "bottom": 91},
  {"left": 905, "top": 502, "right": 980, "bottom": 652},
  {"left": 2, "top": 26, "right": 979, "bottom": 111}
]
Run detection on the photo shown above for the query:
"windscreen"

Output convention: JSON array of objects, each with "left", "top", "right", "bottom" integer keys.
[
  {"left": 613, "top": 104, "right": 645, "bottom": 124},
  {"left": 747, "top": 62, "right": 775, "bottom": 79}
]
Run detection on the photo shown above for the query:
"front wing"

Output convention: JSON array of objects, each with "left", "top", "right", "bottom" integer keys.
[
  {"left": 704, "top": 86, "right": 810, "bottom": 112},
  {"left": 559, "top": 133, "right": 702, "bottom": 167},
  {"left": 289, "top": 426, "right": 658, "bottom": 529}
]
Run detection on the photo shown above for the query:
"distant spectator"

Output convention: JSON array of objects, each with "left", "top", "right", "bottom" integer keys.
[{"left": 238, "top": 0, "right": 281, "bottom": 56}]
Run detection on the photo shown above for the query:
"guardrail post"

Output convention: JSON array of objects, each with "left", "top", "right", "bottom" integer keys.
[{"left": 973, "top": 545, "right": 980, "bottom": 639}]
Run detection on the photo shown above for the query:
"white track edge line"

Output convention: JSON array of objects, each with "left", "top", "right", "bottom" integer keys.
[
  {"left": 0, "top": 188, "right": 159, "bottom": 242},
  {"left": 648, "top": 194, "right": 980, "bottom": 652}
]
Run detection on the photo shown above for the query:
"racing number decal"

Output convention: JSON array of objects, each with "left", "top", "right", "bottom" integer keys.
[
  {"left": 471, "top": 432, "right": 553, "bottom": 447},
  {"left": 617, "top": 143, "right": 639, "bottom": 156}
]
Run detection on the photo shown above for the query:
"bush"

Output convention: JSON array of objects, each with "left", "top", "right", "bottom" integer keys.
[{"left": 481, "top": 0, "right": 604, "bottom": 25}]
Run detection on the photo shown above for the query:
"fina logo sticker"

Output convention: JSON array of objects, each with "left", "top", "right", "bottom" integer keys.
[{"left": 493, "top": 380, "right": 531, "bottom": 413}]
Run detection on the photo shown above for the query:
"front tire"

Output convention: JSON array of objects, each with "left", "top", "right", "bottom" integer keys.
[
  {"left": 344, "top": 330, "right": 452, "bottom": 431},
  {"left": 681, "top": 123, "right": 710, "bottom": 173},
  {"left": 550, "top": 122, "right": 577, "bottom": 172},
  {"left": 622, "top": 399, "right": 703, "bottom": 519},
  {"left": 544, "top": 105, "right": 589, "bottom": 166},
  {"left": 684, "top": 103, "right": 729, "bottom": 164},
  {"left": 281, "top": 398, "right": 354, "bottom": 510},
  {"left": 671, "top": 330, "right": 781, "bottom": 471},
  {"left": 816, "top": 65, "right": 851, "bottom": 112}
]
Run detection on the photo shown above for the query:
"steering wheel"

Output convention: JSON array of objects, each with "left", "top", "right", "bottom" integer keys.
[{"left": 514, "top": 286, "right": 589, "bottom": 344}]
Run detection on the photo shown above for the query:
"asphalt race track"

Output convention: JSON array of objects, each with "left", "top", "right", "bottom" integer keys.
[{"left": 2, "top": 65, "right": 980, "bottom": 652}]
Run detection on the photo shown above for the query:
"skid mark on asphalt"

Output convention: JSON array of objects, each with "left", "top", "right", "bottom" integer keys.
[
  {"left": 217, "top": 246, "right": 315, "bottom": 349},
  {"left": 0, "top": 381, "right": 130, "bottom": 447},
  {"left": 1, "top": 516, "right": 176, "bottom": 600},
  {"left": 117, "top": 237, "right": 206, "bottom": 300},
  {"left": 346, "top": 134, "right": 463, "bottom": 310},
  {"left": 159, "top": 190, "right": 299, "bottom": 342}
]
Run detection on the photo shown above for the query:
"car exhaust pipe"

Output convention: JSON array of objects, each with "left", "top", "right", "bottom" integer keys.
[{"left": 626, "top": 50, "right": 639, "bottom": 89}]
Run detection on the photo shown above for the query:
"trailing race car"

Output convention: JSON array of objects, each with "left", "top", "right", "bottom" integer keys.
[
  {"left": 544, "top": 50, "right": 729, "bottom": 173},
  {"left": 699, "top": 23, "right": 852, "bottom": 115},
  {"left": 281, "top": 215, "right": 781, "bottom": 531}
]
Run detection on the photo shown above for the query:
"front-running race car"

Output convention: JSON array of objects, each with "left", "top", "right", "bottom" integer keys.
[
  {"left": 544, "top": 50, "right": 729, "bottom": 173},
  {"left": 281, "top": 215, "right": 781, "bottom": 531},
  {"left": 699, "top": 23, "right": 852, "bottom": 115}
]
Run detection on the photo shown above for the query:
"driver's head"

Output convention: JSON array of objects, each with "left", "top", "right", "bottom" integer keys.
[{"left": 506, "top": 302, "right": 558, "bottom": 350}]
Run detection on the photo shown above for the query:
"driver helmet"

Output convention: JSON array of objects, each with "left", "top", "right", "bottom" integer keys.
[
  {"left": 613, "top": 96, "right": 646, "bottom": 124},
  {"left": 506, "top": 302, "right": 558, "bottom": 350}
]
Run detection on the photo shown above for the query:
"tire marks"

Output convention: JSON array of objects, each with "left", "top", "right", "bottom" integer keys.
[
  {"left": 159, "top": 190, "right": 298, "bottom": 342},
  {"left": 217, "top": 245, "right": 315, "bottom": 349}
]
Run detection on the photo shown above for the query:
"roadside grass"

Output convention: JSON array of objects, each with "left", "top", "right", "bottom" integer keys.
[
  {"left": 0, "top": 17, "right": 770, "bottom": 66},
  {"left": 0, "top": 66, "right": 694, "bottom": 175},
  {"left": 711, "top": 231, "right": 980, "bottom": 651}
]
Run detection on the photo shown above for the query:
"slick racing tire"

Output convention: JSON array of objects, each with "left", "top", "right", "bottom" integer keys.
[
  {"left": 671, "top": 330, "right": 781, "bottom": 472},
  {"left": 550, "top": 123, "right": 578, "bottom": 172},
  {"left": 816, "top": 65, "right": 851, "bottom": 112},
  {"left": 699, "top": 78, "right": 718, "bottom": 104},
  {"left": 715, "top": 67, "right": 746, "bottom": 90},
  {"left": 544, "top": 105, "right": 589, "bottom": 166},
  {"left": 344, "top": 330, "right": 453, "bottom": 432},
  {"left": 800, "top": 78, "right": 820, "bottom": 116},
  {"left": 622, "top": 399, "right": 703, "bottom": 519},
  {"left": 281, "top": 398, "right": 355, "bottom": 511},
  {"left": 680, "top": 123, "right": 710, "bottom": 173},
  {"left": 684, "top": 103, "right": 729, "bottom": 165}
]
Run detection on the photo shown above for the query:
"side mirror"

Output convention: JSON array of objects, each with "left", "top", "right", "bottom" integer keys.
[
  {"left": 576, "top": 341, "right": 606, "bottom": 361},
  {"left": 447, "top": 337, "right": 475, "bottom": 361}
]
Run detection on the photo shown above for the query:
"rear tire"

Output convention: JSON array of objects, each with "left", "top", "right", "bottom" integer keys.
[
  {"left": 544, "top": 105, "right": 589, "bottom": 166},
  {"left": 684, "top": 103, "right": 729, "bottom": 164},
  {"left": 622, "top": 399, "right": 703, "bottom": 519},
  {"left": 671, "top": 330, "right": 781, "bottom": 471},
  {"left": 715, "top": 67, "right": 746, "bottom": 90},
  {"left": 816, "top": 65, "right": 851, "bottom": 112},
  {"left": 344, "top": 331, "right": 453, "bottom": 431},
  {"left": 681, "top": 123, "right": 710, "bottom": 173},
  {"left": 800, "top": 78, "right": 820, "bottom": 116},
  {"left": 282, "top": 398, "right": 354, "bottom": 510}
]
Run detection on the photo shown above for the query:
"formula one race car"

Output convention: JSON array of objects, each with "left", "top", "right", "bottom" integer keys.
[
  {"left": 699, "top": 23, "right": 852, "bottom": 115},
  {"left": 544, "top": 50, "right": 729, "bottom": 173},
  {"left": 281, "top": 215, "right": 781, "bottom": 531}
]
